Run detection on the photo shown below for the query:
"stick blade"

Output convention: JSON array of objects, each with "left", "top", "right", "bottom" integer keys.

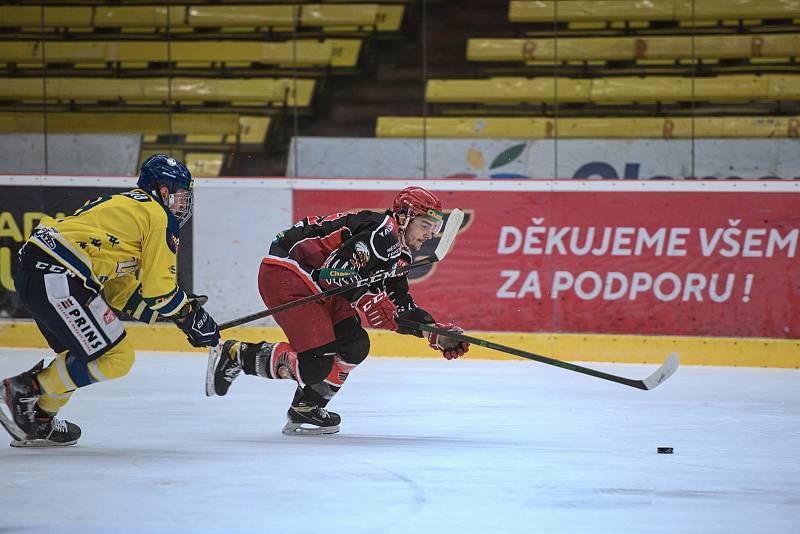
[
  {"left": 433, "top": 208, "right": 464, "bottom": 261},
  {"left": 641, "top": 352, "right": 680, "bottom": 390}
]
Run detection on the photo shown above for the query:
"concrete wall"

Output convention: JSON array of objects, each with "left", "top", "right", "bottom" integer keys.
[{"left": 0, "top": 134, "right": 140, "bottom": 176}]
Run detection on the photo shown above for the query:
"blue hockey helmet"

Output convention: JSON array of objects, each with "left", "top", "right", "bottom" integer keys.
[{"left": 137, "top": 154, "right": 194, "bottom": 227}]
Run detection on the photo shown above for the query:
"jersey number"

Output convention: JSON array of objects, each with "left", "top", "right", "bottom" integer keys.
[
  {"left": 72, "top": 196, "right": 112, "bottom": 216},
  {"left": 120, "top": 191, "right": 152, "bottom": 202},
  {"left": 116, "top": 259, "right": 140, "bottom": 276}
]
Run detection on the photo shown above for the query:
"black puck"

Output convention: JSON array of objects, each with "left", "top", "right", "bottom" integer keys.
[{"left": 657, "top": 447, "right": 673, "bottom": 454}]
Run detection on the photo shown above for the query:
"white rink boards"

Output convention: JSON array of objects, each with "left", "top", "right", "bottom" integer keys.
[{"left": 0, "top": 349, "right": 798, "bottom": 534}]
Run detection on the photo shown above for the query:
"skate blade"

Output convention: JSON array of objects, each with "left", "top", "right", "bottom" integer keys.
[
  {"left": 0, "top": 384, "right": 27, "bottom": 442},
  {"left": 282, "top": 422, "right": 340, "bottom": 436},
  {"left": 205, "top": 344, "right": 222, "bottom": 397},
  {"left": 10, "top": 438, "right": 77, "bottom": 448}
]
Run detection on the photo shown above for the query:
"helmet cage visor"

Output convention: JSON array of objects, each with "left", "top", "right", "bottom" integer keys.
[{"left": 168, "top": 189, "right": 193, "bottom": 227}]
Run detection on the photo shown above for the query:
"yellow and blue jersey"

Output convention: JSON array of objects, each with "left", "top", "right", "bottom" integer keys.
[{"left": 26, "top": 188, "right": 187, "bottom": 318}]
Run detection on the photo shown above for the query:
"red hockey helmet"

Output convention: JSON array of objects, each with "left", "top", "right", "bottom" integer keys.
[{"left": 392, "top": 186, "right": 444, "bottom": 232}]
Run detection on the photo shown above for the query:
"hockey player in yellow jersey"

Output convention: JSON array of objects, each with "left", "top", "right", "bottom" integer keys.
[{"left": 0, "top": 154, "right": 220, "bottom": 447}]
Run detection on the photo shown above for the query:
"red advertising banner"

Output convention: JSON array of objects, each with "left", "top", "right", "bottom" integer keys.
[{"left": 294, "top": 188, "right": 799, "bottom": 339}]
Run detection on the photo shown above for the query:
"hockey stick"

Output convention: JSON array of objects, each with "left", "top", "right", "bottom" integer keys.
[
  {"left": 398, "top": 320, "right": 679, "bottom": 391},
  {"left": 218, "top": 208, "right": 465, "bottom": 331}
]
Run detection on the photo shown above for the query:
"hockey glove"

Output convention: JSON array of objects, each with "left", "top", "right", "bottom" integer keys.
[
  {"left": 188, "top": 294, "right": 208, "bottom": 307},
  {"left": 174, "top": 296, "right": 220, "bottom": 348},
  {"left": 427, "top": 323, "right": 470, "bottom": 360},
  {"left": 355, "top": 291, "right": 398, "bottom": 330},
  {"left": 395, "top": 305, "right": 434, "bottom": 337}
]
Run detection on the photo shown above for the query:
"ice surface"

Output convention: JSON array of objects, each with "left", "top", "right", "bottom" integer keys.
[{"left": 1, "top": 349, "right": 798, "bottom": 533}]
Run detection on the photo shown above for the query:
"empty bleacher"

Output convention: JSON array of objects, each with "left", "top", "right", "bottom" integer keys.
[
  {"left": 2, "top": 1, "right": 796, "bottom": 171},
  {"left": 469, "top": 34, "right": 800, "bottom": 63},
  {"left": 0, "top": 76, "right": 315, "bottom": 108},
  {"left": 509, "top": 0, "right": 800, "bottom": 33},
  {"left": 467, "top": 33, "right": 800, "bottom": 76},
  {"left": 376, "top": 0, "right": 800, "bottom": 141},
  {"left": 0, "top": 2, "right": 414, "bottom": 175},
  {"left": 425, "top": 75, "right": 800, "bottom": 105},
  {"left": 0, "top": 39, "right": 364, "bottom": 74},
  {"left": 0, "top": 4, "right": 405, "bottom": 36}
]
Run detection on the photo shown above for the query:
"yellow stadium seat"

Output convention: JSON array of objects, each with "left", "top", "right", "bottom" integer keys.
[
  {"left": 235, "top": 116, "right": 272, "bottom": 144},
  {"left": 509, "top": 0, "right": 800, "bottom": 24},
  {"left": 425, "top": 75, "right": 800, "bottom": 104},
  {"left": 0, "top": 112, "right": 271, "bottom": 145},
  {"left": 376, "top": 5, "right": 405, "bottom": 32},
  {"left": 94, "top": 6, "right": 188, "bottom": 29},
  {"left": 0, "top": 78, "right": 315, "bottom": 107},
  {"left": 0, "top": 7, "right": 93, "bottom": 28},
  {"left": 327, "top": 39, "right": 363, "bottom": 68},
  {"left": 375, "top": 116, "right": 800, "bottom": 139},
  {"left": 187, "top": 5, "right": 296, "bottom": 27},
  {"left": 302, "top": 4, "right": 379, "bottom": 27},
  {"left": 318, "top": 5, "right": 405, "bottom": 33},
  {"left": 185, "top": 152, "right": 226, "bottom": 177},
  {"left": 426, "top": 77, "right": 591, "bottom": 104},
  {"left": 166, "top": 41, "right": 332, "bottom": 67},
  {"left": 467, "top": 34, "right": 800, "bottom": 62},
  {"left": 0, "top": 112, "right": 233, "bottom": 135},
  {"left": 591, "top": 75, "right": 797, "bottom": 103},
  {"left": 0, "top": 4, "right": 399, "bottom": 34},
  {"left": 0, "top": 40, "right": 353, "bottom": 69}
]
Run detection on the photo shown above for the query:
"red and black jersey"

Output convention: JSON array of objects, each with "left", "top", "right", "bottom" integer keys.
[{"left": 268, "top": 210, "right": 416, "bottom": 309}]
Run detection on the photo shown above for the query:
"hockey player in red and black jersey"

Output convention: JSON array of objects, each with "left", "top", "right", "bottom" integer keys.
[{"left": 206, "top": 186, "right": 469, "bottom": 435}]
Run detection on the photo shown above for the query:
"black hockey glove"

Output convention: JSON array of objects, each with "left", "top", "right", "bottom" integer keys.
[
  {"left": 174, "top": 295, "right": 220, "bottom": 348},
  {"left": 189, "top": 294, "right": 208, "bottom": 307},
  {"left": 395, "top": 304, "right": 434, "bottom": 337}
]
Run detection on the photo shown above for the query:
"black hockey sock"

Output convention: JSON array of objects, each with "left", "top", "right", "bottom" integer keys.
[
  {"left": 240, "top": 342, "right": 272, "bottom": 378},
  {"left": 293, "top": 385, "right": 330, "bottom": 408}
]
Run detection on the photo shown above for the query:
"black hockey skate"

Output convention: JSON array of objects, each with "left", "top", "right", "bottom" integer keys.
[
  {"left": 0, "top": 360, "right": 81, "bottom": 447},
  {"left": 9, "top": 407, "right": 81, "bottom": 448},
  {"left": 206, "top": 340, "right": 244, "bottom": 397},
  {"left": 282, "top": 402, "right": 341, "bottom": 436}
]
